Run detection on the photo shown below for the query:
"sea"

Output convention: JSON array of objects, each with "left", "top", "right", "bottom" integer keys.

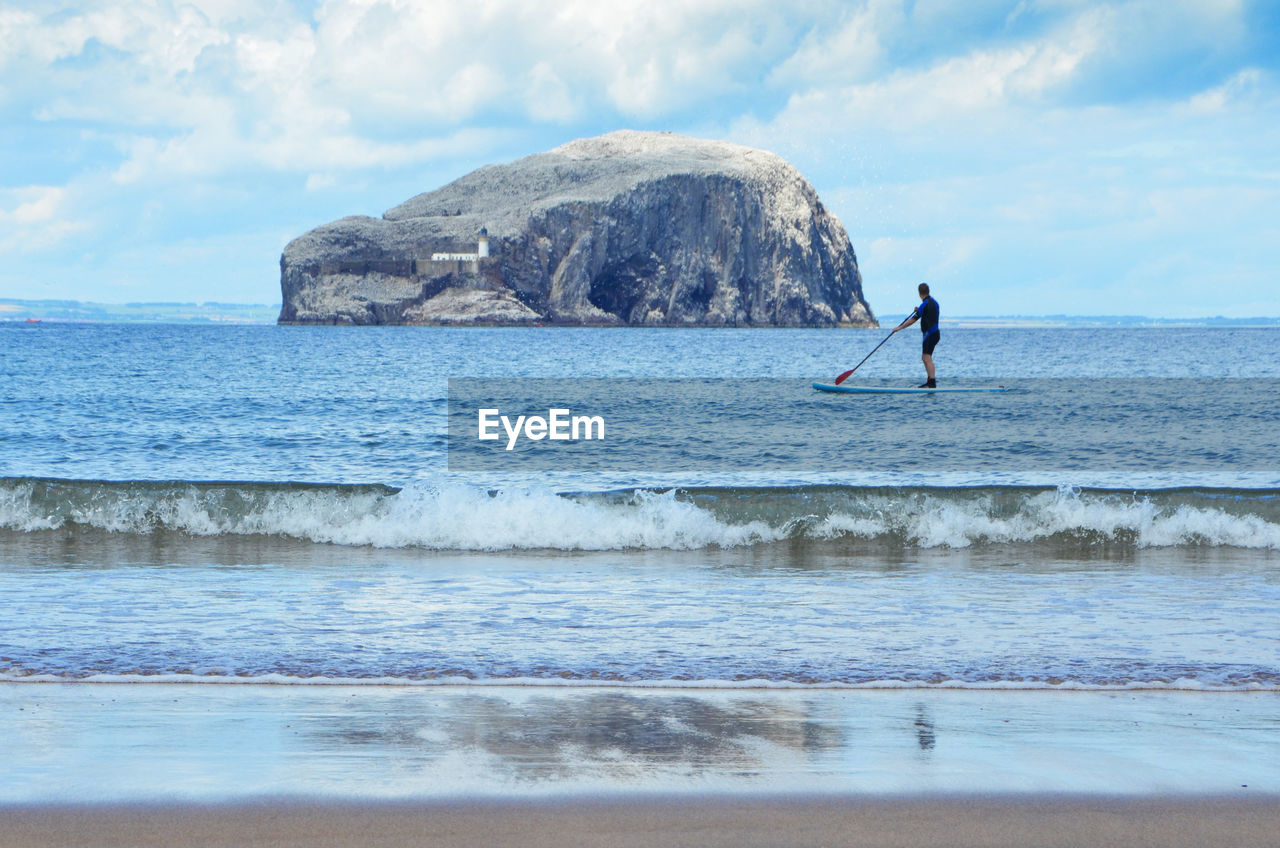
[{"left": 2, "top": 323, "right": 1278, "bottom": 800}]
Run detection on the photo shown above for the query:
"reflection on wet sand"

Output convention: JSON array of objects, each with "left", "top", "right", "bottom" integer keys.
[
  {"left": 4, "top": 684, "right": 1280, "bottom": 801},
  {"left": 914, "top": 704, "right": 936, "bottom": 752},
  {"left": 311, "top": 692, "right": 843, "bottom": 782}
]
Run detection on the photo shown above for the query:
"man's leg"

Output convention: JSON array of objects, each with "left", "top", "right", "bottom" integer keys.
[{"left": 919, "top": 333, "right": 938, "bottom": 387}]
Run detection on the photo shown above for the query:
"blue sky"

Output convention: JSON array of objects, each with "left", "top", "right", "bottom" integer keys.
[{"left": 2, "top": 0, "right": 1277, "bottom": 317}]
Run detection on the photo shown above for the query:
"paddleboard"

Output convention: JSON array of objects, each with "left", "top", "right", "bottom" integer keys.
[{"left": 813, "top": 382, "right": 1008, "bottom": 394}]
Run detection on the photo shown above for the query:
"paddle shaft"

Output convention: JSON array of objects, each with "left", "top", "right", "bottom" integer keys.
[{"left": 834, "top": 329, "right": 896, "bottom": 385}]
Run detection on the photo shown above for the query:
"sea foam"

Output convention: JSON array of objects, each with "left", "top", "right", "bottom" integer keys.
[{"left": 2, "top": 477, "right": 1279, "bottom": 551}]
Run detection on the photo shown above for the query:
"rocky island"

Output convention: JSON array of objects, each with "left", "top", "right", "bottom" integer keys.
[{"left": 278, "top": 131, "right": 876, "bottom": 327}]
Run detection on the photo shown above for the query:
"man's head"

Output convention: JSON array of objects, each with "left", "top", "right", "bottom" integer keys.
[{"left": 918, "top": 283, "right": 930, "bottom": 298}]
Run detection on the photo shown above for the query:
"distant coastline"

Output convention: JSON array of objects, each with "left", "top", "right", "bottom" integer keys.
[
  {"left": 0, "top": 299, "right": 279, "bottom": 324},
  {"left": 937, "top": 314, "right": 1280, "bottom": 328},
  {"left": 3, "top": 298, "right": 1278, "bottom": 327}
]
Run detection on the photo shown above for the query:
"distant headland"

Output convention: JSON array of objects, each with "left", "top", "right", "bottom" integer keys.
[
  {"left": 277, "top": 131, "right": 876, "bottom": 328},
  {"left": 0, "top": 300, "right": 278, "bottom": 324}
]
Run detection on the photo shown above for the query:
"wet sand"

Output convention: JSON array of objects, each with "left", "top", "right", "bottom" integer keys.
[
  {"left": 3, "top": 795, "right": 1279, "bottom": 848},
  {"left": 6, "top": 684, "right": 1280, "bottom": 801}
]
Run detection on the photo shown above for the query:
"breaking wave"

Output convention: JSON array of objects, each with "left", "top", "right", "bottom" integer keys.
[{"left": 2, "top": 477, "right": 1279, "bottom": 551}]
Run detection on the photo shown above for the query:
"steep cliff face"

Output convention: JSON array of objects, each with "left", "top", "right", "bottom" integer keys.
[{"left": 278, "top": 131, "right": 876, "bottom": 327}]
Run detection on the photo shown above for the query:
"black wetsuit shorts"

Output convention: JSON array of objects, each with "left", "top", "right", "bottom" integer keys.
[{"left": 915, "top": 295, "right": 940, "bottom": 356}]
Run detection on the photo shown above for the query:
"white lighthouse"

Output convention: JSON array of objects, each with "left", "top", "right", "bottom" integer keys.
[{"left": 477, "top": 227, "right": 489, "bottom": 258}]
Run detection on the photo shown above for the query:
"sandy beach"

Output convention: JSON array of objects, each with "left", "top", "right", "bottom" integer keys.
[{"left": 4, "top": 796, "right": 1280, "bottom": 848}]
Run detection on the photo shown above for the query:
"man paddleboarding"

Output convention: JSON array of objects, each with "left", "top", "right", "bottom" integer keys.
[{"left": 893, "top": 283, "right": 940, "bottom": 388}]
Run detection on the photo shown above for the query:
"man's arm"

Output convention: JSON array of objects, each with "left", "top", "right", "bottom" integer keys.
[{"left": 893, "top": 311, "right": 920, "bottom": 333}]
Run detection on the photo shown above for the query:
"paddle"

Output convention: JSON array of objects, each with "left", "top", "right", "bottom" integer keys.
[{"left": 833, "top": 329, "right": 896, "bottom": 385}]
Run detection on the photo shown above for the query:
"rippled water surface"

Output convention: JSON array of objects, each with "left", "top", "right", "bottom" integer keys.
[{"left": 1, "top": 325, "right": 1278, "bottom": 691}]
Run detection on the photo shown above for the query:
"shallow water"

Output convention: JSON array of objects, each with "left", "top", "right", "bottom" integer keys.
[{"left": 2, "top": 531, "right": 1278, "bottom": 689}]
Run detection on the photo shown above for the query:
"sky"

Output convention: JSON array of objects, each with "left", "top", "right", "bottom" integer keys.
[{"left": 1, "top": 0, "right": 1277, "bottom": 318}]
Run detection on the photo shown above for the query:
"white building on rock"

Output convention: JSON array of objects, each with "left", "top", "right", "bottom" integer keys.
[{"left": 432, "top": 227, "right": 490, "bottom": 262}]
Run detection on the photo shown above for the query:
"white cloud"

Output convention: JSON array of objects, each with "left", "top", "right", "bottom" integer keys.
[
  {"left": 7, "top": 185, "right": 63, "bottom": 223},
  {"left": 767, "top": 0, "right": 898, "bottom": 88},
  {"left": 109, "top": 120, "right": 508, "bottom": 183},
  {"left": 525, "top": 61, "right": 578, "bottom": 123},
  {"left": 10, "top": 1, "right": 1079, "bottom": 184},
  {"left": 0, "top": 186, "right": 87, "bottom": 253},
  {"left": 797, "top": 37, "right": 1084, "bottom": 135},
  {"left": 1187, "top": 67, "right": 1265, "bottom": 114},
  {"left": 10, "top": 0, "right": 1270, "bottom": 171},
  {"left": 728, "top": 1, "right": 1278, "bottom": 314},
  {"left": 305, "top": 172, "right": 338, "bottom": 191},
  {"left": 9, "top": 0, "right": 838, "bottom": 184},
  {"left": 3, "top": 1, "right": 234, "bottom": 73}
]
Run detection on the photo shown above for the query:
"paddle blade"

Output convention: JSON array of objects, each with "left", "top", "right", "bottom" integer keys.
[{"left": 833, "top": 368, "right": 855, "bottom": 386}]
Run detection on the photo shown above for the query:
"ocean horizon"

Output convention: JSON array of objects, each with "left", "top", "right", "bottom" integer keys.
[{"left": 4, "top": 297, "right": 1280, "bottom": 326}]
